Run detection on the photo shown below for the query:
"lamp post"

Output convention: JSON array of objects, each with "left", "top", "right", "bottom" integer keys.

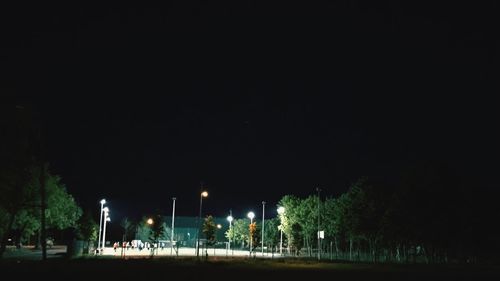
[
  {"left": 247, "top": 211, "right": 255, "bottom": 256},
  {"left": 277, "top": 206, "right": 285, "bottom": 255},
  {"left": 215, "top": 224, "right": 222, "bottom": 256},
  {"left": 171, "top": 197, "right": 176, "bottom": 256},
  {"left": 227, "top": 211, "right": 233, "bottom": 256},
  {"left": 101, "top": 207, "right": 110, "bottom": 254},
  {"left": 147, "top": 218, "right": 154, "bottom": 255},
  {"left": 97, "top": 199, "right": 106, "bottom": 254},
  {"left": 316, "top": 187, "right": 321, "bottom": 261},
  {"left": 196, "top": 190, "right": 208, "bottom": 257},
  {"left": 261, "top": 201, "right": 265, "bottom": 256}
]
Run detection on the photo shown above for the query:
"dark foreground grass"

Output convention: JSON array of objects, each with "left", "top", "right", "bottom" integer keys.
[{"left": 1, "top": 257, "right": 499, "bottom": 281}]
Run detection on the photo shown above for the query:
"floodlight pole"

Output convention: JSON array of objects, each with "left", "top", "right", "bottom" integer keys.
[
  {"left": 102, "top": 211, "right": 110, "bottom": 254},
  {"left": 97, "top": 199, "right": 105, "bottom": 254}
]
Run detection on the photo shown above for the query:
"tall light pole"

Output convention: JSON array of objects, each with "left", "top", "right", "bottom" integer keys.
[
  {"left": 171, "top": 197, "right": 176, "bottom": 256},
  {"left": 227, "top": 211, "right": 233, "bottom": 256},
  {"left": 147, "top": 218, "right": 154, "bottom": 255},
  {"left": 277, "top": 206, "right": 285, "bottom": 255},
  {"left": 261, "top": 201, "right": 265, "bottom": 256},
  {"left": 247, "top": 211, "right": 255, "bottom": 256},
  {"left": 316, "top": 187, "right": 321, "bottom": 261},
  {"left": 97, "top": 199, "right": 106, "bottom": 254},
  {"left": 197, "top": 190, "right": 208, "bottom": 257},
  {"left": 101, "top": 207, "right": 110, "bottom": 254}
]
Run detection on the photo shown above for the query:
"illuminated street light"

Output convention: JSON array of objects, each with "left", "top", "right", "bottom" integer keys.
[
  {"left": 196, "top": 190, "right": 208, "bottom": 257},
  {"left": 247, "top": 211, "right": 255, "bottom": 256},
  {"left": 101, "top": 207, "right": 110, "bottom": 254},
  {"left": 96, "top": 199, "right": 106, "bottom": 254},
  {"left": 277, "top": 206, "right": 285, "bottom": 255},
  {"left": 147, "top": 218, "right": 153, "bottom": 225},
  {"left": 227, "top": 212, "right": 233, "bottom": 255}
]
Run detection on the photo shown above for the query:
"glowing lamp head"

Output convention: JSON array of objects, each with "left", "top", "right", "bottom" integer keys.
[
  {"left": 277, "top": 206, "right": 285, "bottom": 215},
  {"left": 227, "top": 215, "right": 233, "bottom": 222},
  {"left": 147, "top": 218, "right": 153, "bottom": 225},
  {"left": 201, "top": 191, "right": 208, "bottom": 198},
  {"left": 103, "top": 207, "right": 109, "bottom": 213},
  {"left": 100, "top": 199, "right": 106, "bottom": 205},
  {"left": 247, "top": 211, "right": 255, "bottom": 220},
  {"left": 217, "top": 224, "right": 222, "bottom": 229}
]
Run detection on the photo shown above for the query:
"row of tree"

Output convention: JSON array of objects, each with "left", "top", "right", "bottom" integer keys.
[
  {"left": 0, "top": 104, "right": 87, "bottom": 258},
  {"left": 226, "top": 167, "right": 498, "bottom": 263}
]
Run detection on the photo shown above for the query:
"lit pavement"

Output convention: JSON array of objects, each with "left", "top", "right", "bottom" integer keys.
[{"left": 101, "top": 246, "right": 284, "bottom": 258}]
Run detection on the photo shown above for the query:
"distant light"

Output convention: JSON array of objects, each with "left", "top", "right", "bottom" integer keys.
[
  {"left": 201, "top": 191, "right": 208, "bottom": 198},
  {"left": 277, "top": 206, "right": 285, "bottom": 215},
  {"left": 100, "top": 199, "right": 106, "bottom": 205},
  {"left": 217, "top": 224, "right": 222, "bottom": 229},
  {"left": 247, "top": 211, "right": 255, "bottom": 220},
  {"left": 227, "top": 215, "right": 233, "bottom": 222},
  {"left": 147, "top": 218, "right": 153, "bottom": 225}
]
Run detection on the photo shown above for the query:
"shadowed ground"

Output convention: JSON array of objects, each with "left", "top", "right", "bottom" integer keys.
[{"left": 1, "top": 257, "right": 499, "bottom": 281}]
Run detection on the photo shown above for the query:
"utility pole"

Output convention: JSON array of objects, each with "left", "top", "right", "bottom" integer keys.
[
  {"left": 316, "top": 187, "right": 321, "bottom": 261},
  {"left": 262, "top": 201, "right": 265, "bottom": 256},
  {"left": 197, "top": 186, "right": 208, "bottom": 258},
  {"left": 40, "top": 163, "right": 47, "bottom": 261},
  {"left": 36, "top": 108, "right": 47, "bottom": 261},
  {"left": 171, "top": 197, "right": 176, "bottom": 256}
]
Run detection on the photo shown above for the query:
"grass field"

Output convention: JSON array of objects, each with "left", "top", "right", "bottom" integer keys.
[{"left": 1, "top": 257, "right": 499, "bottom": 281}]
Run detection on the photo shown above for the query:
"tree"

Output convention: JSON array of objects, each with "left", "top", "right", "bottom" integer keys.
[
  {"left": 45, "top": 174, "right": 82, "bottom": 231},
  {"left": 296, "top": 195, "right": 320, "bottom": 256},
  {"left": 264, "top": 217, "right": 280, "bottom": 252},
  {"left": 278, "top": 195, "right": 301, "bottom": 252},
  {"left": 120, "top": 217, "right": 134, "bottom": 242},
  {"left": 249, "top": 221, "right": 257, "bottom": 251},
  {"left": 148, "top": 214, "right": 167, "bottom": 256},
  {"left": 149, "top": 215, "right": 166, "bottom": 244},
  {"left": 229, "top": 218, "right": 251, "bottom": 248},
  {"left": 289, "top": 223, "right": 303, "bottom": 256},
  {"left": 0, "top": 163, "right": 37, "bottom": 257},
  {"left": 203, "top": 215, "right": 216, "bottom": 246},
  {"left": 76, "top": 210, "right": 98, "bottom": 254},
  {"left": 136, "top": 218, "right": 152, "bottom": 242}
]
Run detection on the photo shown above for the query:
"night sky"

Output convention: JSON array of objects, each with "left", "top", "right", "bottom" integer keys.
[{"left": 1, "top": 3, "right": 498, "bottom": 221}]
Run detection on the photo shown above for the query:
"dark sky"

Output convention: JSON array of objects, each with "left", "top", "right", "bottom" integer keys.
[{"left": 1, "top": 3, "right": 498, "bottom": 221}]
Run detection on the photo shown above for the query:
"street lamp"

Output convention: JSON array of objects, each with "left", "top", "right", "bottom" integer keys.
[
  {"left": 101, "top": 207, "right": 110, "bottom": 254},
  {"left": 316, "top": 187, "right": 321, "bottom": 261},
  {"left": 277, "top": 206, "right": 285, "bottom": 255},
  {"left": 97, "top": 199, "right": 106, "bottom": 254},
  {"left": 196, "top": 190, "right": 208, "bottom": 257},
  {"left": 146, "top": 218, "right": 155, "bottom": 255},
  {"left": 247, "top": 211, "right": 255, "bottom": 256},
  {"left": 227, "top": 212, "right": 233, "bottom": 256},
  {"left": 171, "top": 197, "right": 176, "bottom": 256},
  {"left": 262, "top": 201, "right": 266, "bottom": 256}
]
